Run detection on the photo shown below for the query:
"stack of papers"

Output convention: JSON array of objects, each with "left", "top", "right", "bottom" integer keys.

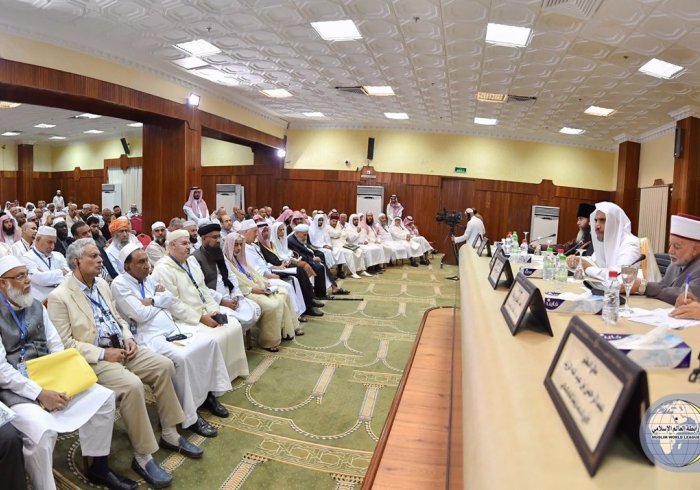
[{"left": 628, "top": 307, "right": 700, "bottom": 329}]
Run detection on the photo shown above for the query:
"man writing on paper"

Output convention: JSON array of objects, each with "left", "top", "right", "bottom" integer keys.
[
  {"left": 0, "top": 256, "right": 136, "bottom": 490},
  {"left": 49, "top": 238, "right": 200, "bottom": 489},
  {"left": 565, "top": 202, "right": 640, "bottom": 281},
  {"left": 111, "top": 244, "right": 231, "bottom": 437},
  {"left": 631, "top": 213, "right": 700, "bottom": 304}
]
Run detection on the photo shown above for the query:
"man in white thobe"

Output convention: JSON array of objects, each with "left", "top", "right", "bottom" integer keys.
[
  {"left": 104, "top": 217, "right": 132, "bottom": 275},
  {"left": 240, "top": 220, "right": 306, "bottom": 318},
  {"left": 183, "top": 187, "right": 210, "bottom": 226},
  {"left": 0, "top": 256, "right": 135, "bottom": 490},
  {"left": 146, "top": 221, "right": 167, "bottom": 268},
  {"left": 452, "top": 207, "right": 485, "bottom": 248},
  {"left": 21, "top": 226, "right": 70, "bottom": 302},
  {"left": 51, "top": 190, "right": 64, "bottom": 208},
  {"left": 309, "top": 213, "right": 347, "bottom": 277},
  {"left": 151, "top": 230, "right": 249, "bottom": 381},
  {"left": 111, "top": 244, "right": 232, "bottom": 435},
  {"left": 12, "top": 222, "right": 36, "bottom": 258}
]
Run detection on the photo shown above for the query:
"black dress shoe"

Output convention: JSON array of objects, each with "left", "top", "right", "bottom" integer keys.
[
  {"left": 201, "top": 392, "right": 229, "bottom": 418},
  {"left": 86, "top": 468, "right": 138, "bottom": 490},
  {"left": 159, "top": 436, "right": 204, "bottom": 459},
  {"left": 298, "top": 315, "right": 308, "bottom": 323},
  {"left": 332, "top": 288, "right": 350, "bottom": 295},
  {"left": 185, "top": 416, "right": 218, "bottom": 438},
  {"left": 305, "top": 307, "right": 324, "bottom": 317},
  {"left": 130, "top": 458, "right": 172, "bottom": 489},
  {"left": 311, "top": 300, "right": 325, "bottom": 307}
]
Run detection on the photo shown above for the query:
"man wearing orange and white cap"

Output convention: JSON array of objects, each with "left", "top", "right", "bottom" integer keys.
[
  {"left": 634, "top": 213, "right": 700, "bottom": 304},
  {"left": 104, "top": 217, "right": 134, "bottom": 275}
]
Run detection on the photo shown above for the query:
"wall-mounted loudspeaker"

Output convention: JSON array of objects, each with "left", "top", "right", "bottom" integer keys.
[
  {"left": 674, "top": 127, "right": 684, "bottom": 159},
  {"left": 367, "top": 137, "right": 375, "bottom": 160},
  {"left": 120, "top": 137, "right": 131, "bottom": 156}
]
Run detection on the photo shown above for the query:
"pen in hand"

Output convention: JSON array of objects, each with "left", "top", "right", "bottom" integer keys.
[{"left": 684, "top": 274, "right": 691, "bottom": 303}]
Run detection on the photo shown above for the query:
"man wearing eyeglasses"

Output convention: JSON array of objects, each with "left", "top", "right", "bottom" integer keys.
[
  {"left": 21, "top": 226, "right": 70, "bottom": 303},
  {"left": 0, "top": 255, "right": 135, "bottom": 490}
]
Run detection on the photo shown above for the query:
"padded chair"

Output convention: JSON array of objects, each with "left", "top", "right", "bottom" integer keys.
[
  {"left": 639, "top": 237, "right": 662, "bottom": 283},
  {"left": 130, "top": 214, "right": 143, "bottom": 234},
  {"left": 655, "top": 253, "right": 671, "bottom": 277},
  {"left": 136, "top": 233, "right": 152, "bottom": 247}
]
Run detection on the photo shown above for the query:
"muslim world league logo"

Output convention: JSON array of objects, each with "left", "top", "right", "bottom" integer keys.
[{"left": 640, "top": 395, "right": 700, "bottom": 472}]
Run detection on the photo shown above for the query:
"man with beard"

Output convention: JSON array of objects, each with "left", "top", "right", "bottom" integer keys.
[
  {"left": 104, "top": 217, "right": 132, "bottom": 275},
  {"left": 0, "top": 215, "right": 20, "bottom": 246},
  {"left": 21, "top": 226, "right": 70, "bottom": 302},
  {"left": 112, "top": 205, "right": 122, "bottom": 219},
  {"left": 52, "top": 218, "right": 73, "bottom": 257},
  {"left": 111, "top": 244, "right": 230, "bottom": 438},
  {"left": 101, "top": 208, "right": 114, "bottom": 241},
  {"left": 0, "top": 255, "right": 136, "bottom": 490},
  {"left": 183, "top": 187, "right": 209, "bottom": 226},
  {"left": 64, "top": 203, "right": 81, "bottom": 234},
  {"left": 151, "top": 230, "right": 249, "bottom": 383},
  {"left": 49, "top": 239, "right": 198, "bottom": 488},
  {"left": 182, "top": 220, "right": 200, "bottom": 252},
  {"left": 146, "top": 221, "right": 167, "bottom": 267},
  {"left": 12, "top": 222, "right": 37, "bottom": 258},
  {"left": 288, "top": 224, "right": 349, "bottom": 298},
  {"left": 193, "top": 223, "right": 262, "bottom": 334},
  {"left": 86, "top": 216, "right": 107, "bottom": 249},
  {"left": 550, "top": 203, "right": 595, "bottom": 256},
  {"left": 13, "top": 212, "right": 26, "bottom": 228},
  {"left": 339, "top": 213, "right": 348, "bottom": 227},
  {"left": 220, "top": 214, "right": 234, "bottom": 238},
  {"left": 52, "top": 189, "right": 64, "bottom": 208}
]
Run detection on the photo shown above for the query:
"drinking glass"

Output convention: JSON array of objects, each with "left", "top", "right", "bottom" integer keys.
[
  {"left": 573, "top": 248, "right": 586, "bottom": 281},
  {"left": 620, "top": 265, "right": 638, "bottom": 317}
]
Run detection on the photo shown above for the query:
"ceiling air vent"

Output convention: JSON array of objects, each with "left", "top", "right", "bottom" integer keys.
[
  {"left": 507, "top": 95, "right": 538, "bottom": 103},
  {"left": 541, "top": 0, "right": 605, "bottom": 20},
  {"left": 335, "top": 86, "right": 366, "bottom": 95}
]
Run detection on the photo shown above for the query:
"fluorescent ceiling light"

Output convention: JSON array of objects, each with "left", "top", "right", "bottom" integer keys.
[
  {"left": 477, "top": 92, "right": 508, "bottom": 103},
  {"left": 74, "top": 113, "right": 101, "bottom": 119},
  {"left": 127, "top": 122, "right": 143, "bottom": 128},
  {"left": 560, "top": 127, "right": 585, "bottom": 135},
  {"left": 311, "top": 20, "right": 362, "bottom": 41},
  {"left": 83, "top": 129, "right": 104, "bottom": 134},
  {"left": 186, "top": 93, "right": 201, "bottom": 106},
  {"left": 0, "top": 102, "right": 21, "bottom": 109},
  {"left": 303, "top": 112, "right": 325, "bottom": 117},
  {"left": 362, "top": 86, "right": 394, "bottom": 96},
  {"left": 172, "top": 57, "right": 209, "bottom": 70},
  {"left": 385, "top": 112, "right": 409, "bottom": 120},
  {"left": 638, "top": 58, "right": 684, "bottom": 80},
  {"left": 1, "top": 131, "right": 21, "bottom": 136},
  {"left": 174, "top": 39, "right": 221, "bottom": 57},
  {"left": 485, "top": 23, "right": 532, "bottom": 48},
  {"left": 261, "top": 89, "right": 293, "bottom": 98},
  {"left": 49, "top": 136, "right": 66, "bottom": 140},
  {"left": 584, "top": 105, "right": 616, "bottom": 117},
  {"left": 34, "top": 123, "right": 56, "bottom": 128},
  {"left": 474, "top": 117, "right": 497, "bottom": 125},
  {"left": 191, "top": 68, "right": 239, "bottom": 86}
]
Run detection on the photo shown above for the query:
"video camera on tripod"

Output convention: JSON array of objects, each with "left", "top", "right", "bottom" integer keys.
[{"left": 435, "top": 208, "right": 462, "bottom": 228}]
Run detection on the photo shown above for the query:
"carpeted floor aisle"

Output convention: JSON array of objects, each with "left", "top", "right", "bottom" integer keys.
[{"left": 54, "top": 257, "right": 459, "bottom": 489}]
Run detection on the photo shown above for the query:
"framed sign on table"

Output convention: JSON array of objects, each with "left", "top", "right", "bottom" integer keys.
[{"left": 544, "top": 316, "right": 649, "bottom": 476}]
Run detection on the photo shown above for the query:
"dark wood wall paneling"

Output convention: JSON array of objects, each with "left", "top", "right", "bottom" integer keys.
[{"left": 672, "top": 116, "right": 700, "bottom": 216}]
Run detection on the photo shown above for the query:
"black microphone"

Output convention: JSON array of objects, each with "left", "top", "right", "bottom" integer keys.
[{"left": 628, "top": 254, "right": 646, "bottom": 266}]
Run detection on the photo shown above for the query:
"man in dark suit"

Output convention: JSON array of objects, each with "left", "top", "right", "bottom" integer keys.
[{"left": 287, "top": 224, "right": 349, "bottom": 298}]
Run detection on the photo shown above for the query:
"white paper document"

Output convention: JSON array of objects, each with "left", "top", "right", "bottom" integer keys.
[{"left": 628, "top": 307, "right": 700, "bottom": 329}]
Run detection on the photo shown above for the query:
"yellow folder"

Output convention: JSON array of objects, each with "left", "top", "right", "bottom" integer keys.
[{"left": 26, "top": 348, "right": 97, "bottom": 398}]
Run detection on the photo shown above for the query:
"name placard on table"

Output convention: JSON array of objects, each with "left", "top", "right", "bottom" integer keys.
[
  {"left": 488, "top": 248, "right": 514, "bottom": 289},
  {"left": 476, "top": 236, "right": 491, "bottom": 257},
  {"left": 500, "top": 273, "right": 552, "bottom": 336},
  {"left": 544, "top": 316, "right": 649, "bottom": 476}
]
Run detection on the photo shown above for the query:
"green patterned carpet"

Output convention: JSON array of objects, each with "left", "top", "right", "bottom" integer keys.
[{"left": 54, "top": 257, "right": 459, "bottom": 489}]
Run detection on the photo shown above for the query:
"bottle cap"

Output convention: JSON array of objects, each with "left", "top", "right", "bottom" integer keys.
[{"left": 558, "top": 249, "right": 564, "bottom": 254}]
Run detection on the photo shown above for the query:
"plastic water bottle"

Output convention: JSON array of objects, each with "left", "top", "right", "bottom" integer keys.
[
  {"left": 543, "top": 250, "right": 554, "bottom": 280},
  {"left": 505, "top": 233, "right": 512, "bottom": 255},
  {"left": 511, "top": 231, "right": 519, "bottom": 254},
  {"left": 602, "top": 270, "right": 620, "bottom": 325},
  {"left": 555, "top": 249, "right": 568, "bottom": 284},
  {"left": 519, "top": 239, "right": 528, "bottom": 262},
  {"left": 534, "top": 242, "right": 542, "bottom": 256}
]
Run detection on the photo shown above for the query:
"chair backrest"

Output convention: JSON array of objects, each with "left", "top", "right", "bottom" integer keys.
[
  {"left": 136, "top": 233, "right": 151, "bottom": 247},
  {"left": 639, "top": 237, "right": 662, "bottom": 282},
  {"left": 655, "top": 253, "right": 672, "bottom": 277},
  {"left": 130, "top": 215, "right": 143, "bottom": 234}
]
